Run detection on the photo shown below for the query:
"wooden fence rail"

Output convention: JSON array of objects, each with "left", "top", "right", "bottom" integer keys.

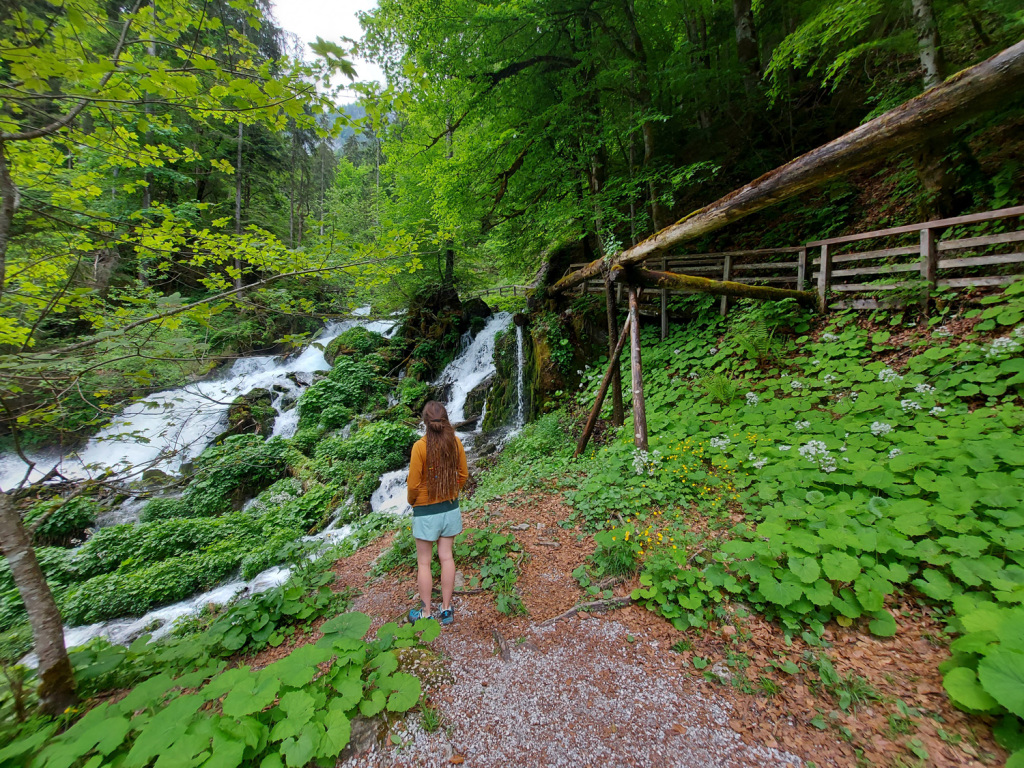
[
  {"left": 567, "top": 204, "right": 1024, "bottom": 316},
  {"left": 466, "top": 284, "right": 531, "bottom": 300}
]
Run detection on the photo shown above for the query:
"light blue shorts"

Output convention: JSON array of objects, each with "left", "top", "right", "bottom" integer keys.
[{"left": 412, "top": 508, "right": 463, "bottom": 542}]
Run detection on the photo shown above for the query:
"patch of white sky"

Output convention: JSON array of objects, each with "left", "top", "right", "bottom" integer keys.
[{"left": 270, "top": 0, "right": 384, "bottom": 102}]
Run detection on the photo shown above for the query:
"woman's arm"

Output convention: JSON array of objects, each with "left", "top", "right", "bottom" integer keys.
[
  {"left": 457, "top": 438, "right": 469, "bottom": 490},
  {"left": 407, "top": 442, "right": 423, "bottom": 505}
]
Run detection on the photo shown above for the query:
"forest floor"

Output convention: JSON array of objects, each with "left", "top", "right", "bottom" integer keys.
[{"left": 244, "top": 487, "right": 1005, "bottom": 768}]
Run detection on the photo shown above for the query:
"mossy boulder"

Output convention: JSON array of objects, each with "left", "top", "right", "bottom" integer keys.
[
  {"left": 324, "top": 327, "right": 387, "bottom": 366},
  {"left": 225, "top": 388, "right": 277, "bottom": 437},
  {"left": 464, "top": 375, "right": 493, "bottom": 424},
  {"left": 482, "top": 327, "right": 536, "bottom": 430}
]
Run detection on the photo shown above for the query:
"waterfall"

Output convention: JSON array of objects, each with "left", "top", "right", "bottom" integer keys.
[
  {"left": 432, "top": 313, "right": 512, "bottom": 424},
  {"left": 514, "top": 324, "right": 526, "bottom": 429}
]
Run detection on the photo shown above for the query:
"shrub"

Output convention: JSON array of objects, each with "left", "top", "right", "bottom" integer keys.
[
  {"left": 289, "top": 426, "right": 322, "bottom": 455},
  {"left": 315, "top": 421, "right": 417, "bottom": 467},
  {"left": 325, "top": 326, "right": 387, "bottom": 365},
  {"left": 139, "top": 497, "right": 191, "bottom": 522},
  {"left": 24, "top": 496, "right": 99, "bottom": 545},
  {"left": 182, "top": 434, "right": 290, "bottom": 516},
  {"left": 297, "top": 357, "right": 385, "bottom": 429}
]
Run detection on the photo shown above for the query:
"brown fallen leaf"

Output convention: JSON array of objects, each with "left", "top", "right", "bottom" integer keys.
[
  {"left": 449, "top": 757, "right": 465, "bottom": 765},
  {"left": 670, "top": 723, "right": 687, "bottom": 736}
]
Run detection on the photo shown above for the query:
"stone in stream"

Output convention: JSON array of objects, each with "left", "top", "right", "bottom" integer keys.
[
  {"left": 223, "top": 387, "right": 277, "bottom": 437},
  {"left": 463, "top": 374, "right": 494, "bottom": 423}
]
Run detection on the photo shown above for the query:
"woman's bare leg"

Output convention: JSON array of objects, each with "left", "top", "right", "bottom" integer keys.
[
  {"left": 415, "top": 538, "right": 434, "bottom": 616},
  {"left": 438, "top": 536, "right": 455, "bottom": 611}
]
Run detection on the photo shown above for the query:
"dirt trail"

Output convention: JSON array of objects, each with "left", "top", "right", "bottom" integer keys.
[{"left": 252, "top": 488, "right": 1003, "bottom": 768}]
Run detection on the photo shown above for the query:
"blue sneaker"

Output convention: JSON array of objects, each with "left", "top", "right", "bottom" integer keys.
[
  {"left": 439, "top": 608, "right": 454, "bottom": 626},
  {"left": 408, "top": 605, "right": 429, "bottom": 623}
]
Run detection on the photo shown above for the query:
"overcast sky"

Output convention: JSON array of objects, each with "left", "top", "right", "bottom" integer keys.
[{"left": 271, "top": 0, "right": 385, "bottom": 96}]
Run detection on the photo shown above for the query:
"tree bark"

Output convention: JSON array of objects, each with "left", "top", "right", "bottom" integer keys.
[
  {"left": 605, "top": 274, "right": 625, "bottom": 427},
  {"left": 732, "top": 0, "right": 760, "bottom": 95},
  {"left": 628, "top": 285, "right": 648, "bottom": 451},
  {"left": 444, "top": 115, "right": 455, "bottom": 285},
  {"left": 912, "top": 0, "right": 946, "bottom": 89},
  {"left": 234, "top": 122, "right": 243, "bottom": 288},
  {"left": 550, "top": 40, "right": 1024, "bottom": 295},
  {"left": 614, "top": 266, "right": 818, "bottom": 307},
  {"left": 0, "top": 141, "right": 18, "bottom": 302},
  {"left": 0, "top": 492, "right": 76, "bottom": 716}
]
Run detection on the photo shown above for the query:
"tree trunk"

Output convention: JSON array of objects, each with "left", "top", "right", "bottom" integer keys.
[
  {"left": 617, "top": 266, "right": 818, "bottom": 307},
  {"left": 289, "top": 127, "right": 296, "bottom": 248},
  {"left": 550, "top": 40, "right": 1024, "bottom": 294},
  {"left": 732, "top": 0, "right": 760, "bottom": 95},
  {"left": 628, "top": 285, "right": 648, "bottom": 451},
  {"left": 0, "top": 141, "right": 18, "bottom": 301},
  {"left": 0, "top": 492, "right": 77, "bottom": 716},
  {"left": 604, "top": 274, "right": 625, "bottom": 427},
  {"left": 912, "top": 0, "right": 946, "bottom": 89},
  {"left": 234, "top": 122, "right": 243, "bottom": 288}
]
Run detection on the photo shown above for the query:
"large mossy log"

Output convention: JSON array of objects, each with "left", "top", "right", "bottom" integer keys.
[
  {"left": 550, "top": 40, "right": 1024, "bottom": 295},
  {"left": 613, "top": 266, "right": 818, "bottom": 307}
]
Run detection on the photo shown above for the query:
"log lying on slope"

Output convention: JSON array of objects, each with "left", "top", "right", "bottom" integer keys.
[
  {"left": 610, "top": 266, "right": 818, "bottom": 307},
  {"left": 550, "top": 40, "right": 1024, "bottom": 295}
]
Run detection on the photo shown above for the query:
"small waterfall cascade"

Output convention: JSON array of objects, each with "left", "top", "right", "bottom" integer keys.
[
  {"left": 15, "top": 308, "right": 514, "bottom": 659},
  {"left": 513, "top": 324, "right": 526, "bottom": 429}
]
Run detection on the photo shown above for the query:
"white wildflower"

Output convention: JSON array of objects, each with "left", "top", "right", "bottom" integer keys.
[
  {"left": 1014, "top": 326, "right": 1024, "bottom": 339},
  {"left": 985, "top": 336, "right": 1023, "bottom": 359},
  {"left": 933, "top": 327, "right": 952, "bottom": 338},
  {"left": 790, "top": 380, "right": 804, "bottom": 391},
  {"left": 745, "top": 392, "right": 759, "bottom": 406},
  {"left": 709, "top": 347, "right": 719, "bottom": 355},
  {"left": 747, "top": 453, "right": 768, "bottom": 469},
  {"left": 888, "top": 448, "right": 903, "bottom": 459},
  {"left": 794, "top": 420, "right": 810, "bottom": 431},
  {"left": 632, "top": 448, "right": 663, "bottom": 476},
  {"left": 878, "top": 367, "right": 904, "bottom": 384},
  {"left": 901, "top": 399, "right": 921, "bottom": 413},
  {"left": 811, "top": 359, "right": 822, "bottom": 366},
  {"left": 710, "top": 436, "right": 731, "bottom": 449},
  {"left": 822, "top": 332, "right": 840, "bottom": 343},
  {"left": 798, "top": 440, "right": 837, "bottom": 473},
  {"left": 871, "top": 422, "right": 892, "bottom": 437},
  {"left": 674, "top": 349, "right": 681, "bottom": 354},
  {"left": 914, "top": 383, "right": 935, "bottom": 394},
  {"left": 929, "top": 406, "right": 945, "bottom": 416},
  {"left": 778, "top": 445, "right": 792, "bottom": 451},
  {"left": 823, "top": 373, "right": 838, "bottom": 384}
]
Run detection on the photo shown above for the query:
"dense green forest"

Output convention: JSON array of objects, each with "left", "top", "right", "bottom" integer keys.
[{"left": 2, "top": 0, "right": 1024, "bottom": 764}]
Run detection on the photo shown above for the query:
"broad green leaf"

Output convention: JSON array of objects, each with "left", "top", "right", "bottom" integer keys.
[
  {"left": 822, "top": 552, "right": 860, "bottom": 583},
  {"left": 944, "top": 667, "right": 1000, "bottom": 712},
  {"left": 317, "top": 709, "right": 351, "bottom": 758},
  {"left": 319, "top": 612, "right": 371, "bottom": 640},
  {"left": 978, "top": 650, "right": 1024, "bottom": 717},
  {"left": 382, "top": 672, "right": 420, "bottom": 712},
  {"left": 868, "top": 610, "right": 897, "bottom": 637},
  {"left": 789, "top": 556, "right": 820, "bottom": 584}
]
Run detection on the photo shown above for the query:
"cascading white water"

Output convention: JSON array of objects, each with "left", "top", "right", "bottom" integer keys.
[
  {"left": 0, "top": 312, "right": 399, "bottom": 490},
  {"left": 514, "top": 324, "right": 526, "bottom": 429},
  {"left": 433, "top": 312, "right": 511, "bottom": 423}
]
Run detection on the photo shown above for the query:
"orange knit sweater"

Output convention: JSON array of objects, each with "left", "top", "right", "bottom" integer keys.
[{"left": 406, "top": 436, "right": 469, "bottom": 507}]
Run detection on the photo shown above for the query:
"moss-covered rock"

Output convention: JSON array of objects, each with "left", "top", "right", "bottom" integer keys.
[
  {"left": 324, "top": 326, "right": 388, "bottom": 366},
  {"left": 225, "top": 387, "right": 277, "bottom": 437},
  {"left": 482, "top": 326, "right": 536, "bottom": 430}
]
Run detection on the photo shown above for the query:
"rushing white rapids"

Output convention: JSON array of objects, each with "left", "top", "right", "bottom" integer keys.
[
  {"left": 17, "top": 307, "right": 520, "bottom": 656},
  {"left": 0, "top": 313, "right": 399, "bottom": 490}
]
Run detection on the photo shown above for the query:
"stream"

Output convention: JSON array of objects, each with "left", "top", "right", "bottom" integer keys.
[{"left": 10, "top": 308, "right": 524, "bottom": 656}]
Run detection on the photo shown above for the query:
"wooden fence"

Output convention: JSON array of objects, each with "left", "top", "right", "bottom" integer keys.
[
  {"left": 466, "top": 284, "right": 530, "bottom": 300},
  {"left": 568, "top": 204, "right": 1024, "bottom": 315}
]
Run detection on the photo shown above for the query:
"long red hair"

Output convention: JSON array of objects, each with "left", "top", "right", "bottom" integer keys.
[{"left": 423, "top": 401, "right": 460, "bottom": 500}]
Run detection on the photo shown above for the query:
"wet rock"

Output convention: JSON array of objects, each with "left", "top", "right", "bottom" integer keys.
[
  {"left": 140, "top": 469, "right": 173, "bottom": 486},
  {"left": 463, "top": 374, "right": 494, "bottom": 422},
  {"left": 225, "top": 388, "right": 277, "bottom": 437},
  {"left": 286, "top": 371, "right": 314, "bottom": 387}
]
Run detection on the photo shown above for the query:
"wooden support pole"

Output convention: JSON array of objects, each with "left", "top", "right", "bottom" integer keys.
[
  {"left": 549, "top": 41, "right": 1024, "bottom": 296},
  {"left": 611, "top": 266, "right": 818, "bottom": 307},
  {"left": 920, "top": 227, "right": 938, "bottom": 288},
  {"left": 575, "top": 322, "right": 631, "bottom": 457},
  {"left": 797, "top": 248, "right": 808, "bottom": 292},
  {"left": 628, "top": 285, "right": 649, "bottom": 451},
  {"left": 817, "top": 244, "right": 833, "bottom": 308},
  {"left": 604, "top": 273, "right": 625, "bottom": 427},
  {"left": 660, "top": 256, "right": 668, "bottom": 340},
  {"left": 720, "top": 254, "right": 733, "bottom": 317}
]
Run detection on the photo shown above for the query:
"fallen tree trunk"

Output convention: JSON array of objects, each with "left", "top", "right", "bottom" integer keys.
[
  {"left": 540, "top": 596, "right": 634, "bottom": 627},
  {"left": 550, "top": 40, "right": 1024, "bottom": 295},
  {"left": 614, "top": 266, "right": 818, "bottom": 307}
]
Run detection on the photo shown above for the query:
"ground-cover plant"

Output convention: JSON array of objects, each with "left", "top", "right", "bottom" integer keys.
[
  {"left": 181, "top": 434, "right": 292, "bottom": 517},
  {"left": 23, "top": 496, "right": 99, "bottom": 546},
  {"left": 553, "top": 298, "right": 1024, "bottom": 749},
  {"left": 0, "top": 612, "right": 439, "bottom": 768},
  {"left": 297, "top": 356, "right": 388, "bottom": 431}
]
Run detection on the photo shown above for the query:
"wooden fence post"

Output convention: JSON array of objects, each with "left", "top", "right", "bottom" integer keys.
[
  {"left": 660, "top": 257, "right": 668, "bottom": 340},
  {"left": 817, "top": 244, "right": 832, "bottom": 308},
  {"left": 797, "top": 248, "right": 808, "bottom": 292},
  {"left": 720, "top": 254, "right": 733, "bottom": 316},
  {"left": 628, "top": 284, "right": 649, "bottom": 451},
  {"left": 920, "top": 226, "right": 938, "bottom": 293},
  {"left": 605, "top": 273, "right": 625, "bottom": 427}
]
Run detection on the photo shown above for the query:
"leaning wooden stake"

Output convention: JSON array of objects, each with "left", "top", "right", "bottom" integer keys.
[
  {"left": 604, "top": 272, "right": 625, "bottom": 427},
  {"left": 628, "top": 285, "right": 649, "bottom": 451},
  {"left": 613, "top": 266, "right": 818, "bottom": 307},
  {"left": 575, "top": 322, "right": 631, "bottom": 457},
  {"left": 549, "top": 41, "right": 1024, "bottom": 295}
]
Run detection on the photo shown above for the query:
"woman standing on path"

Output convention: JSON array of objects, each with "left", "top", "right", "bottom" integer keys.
[{"left": 406, "top": 401, "right": 468, "bottom": 625}]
